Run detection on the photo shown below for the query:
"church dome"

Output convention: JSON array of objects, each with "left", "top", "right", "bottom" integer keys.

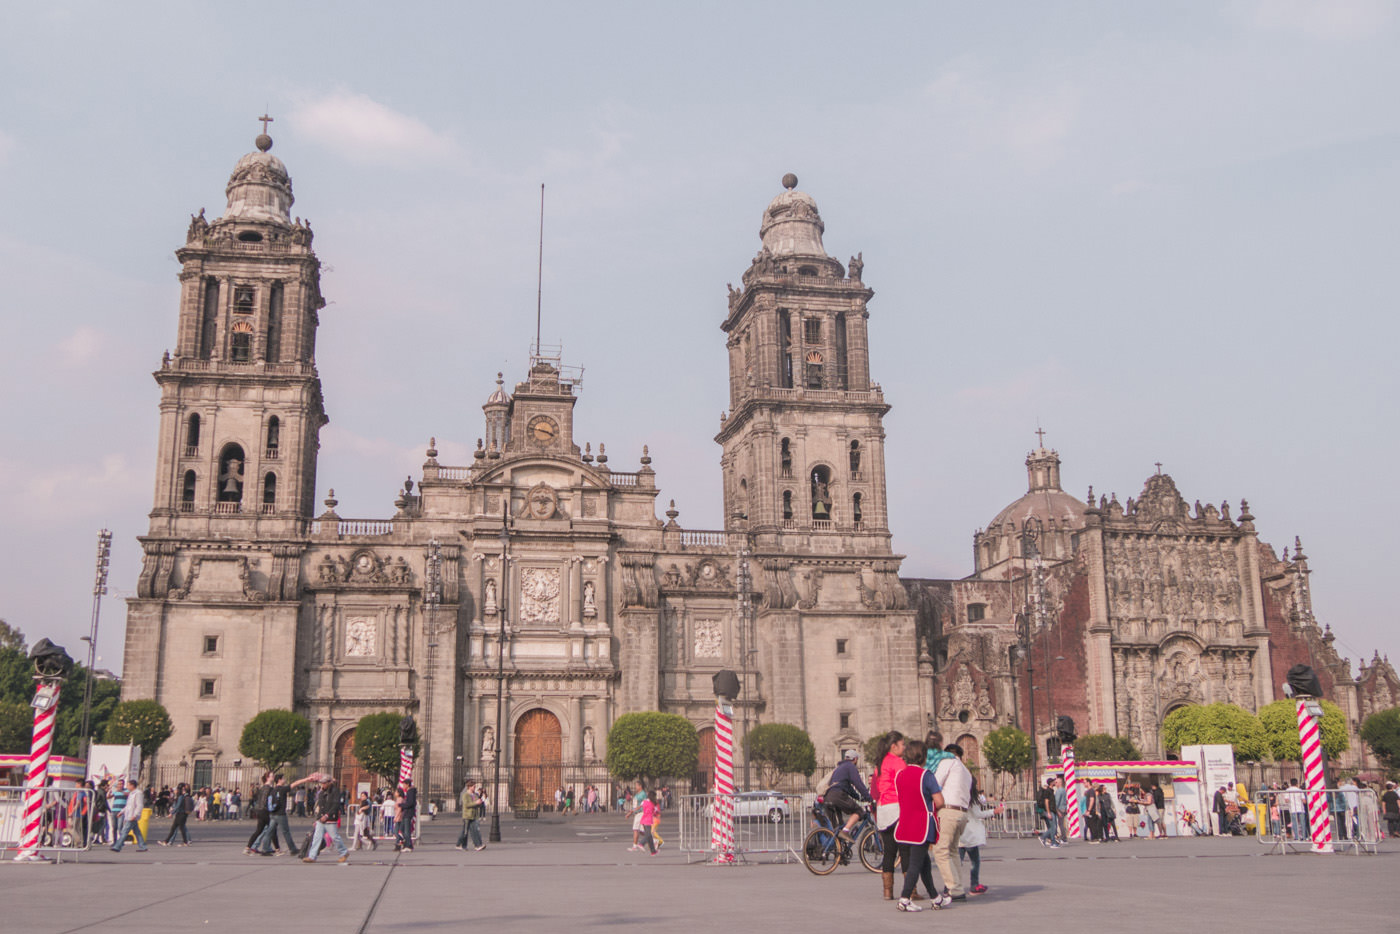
[
  {"left": 222, "top": 134, "right": 294, "bottom": 226},
  {"left": 985, "top": 447, "right": 1086, "bottom": 533},
  {"left": 484, "top": 372, "right": 510, "bottom": 406},
  {"left": 759, "top": 174, "right": 828, "bottom": 257}
]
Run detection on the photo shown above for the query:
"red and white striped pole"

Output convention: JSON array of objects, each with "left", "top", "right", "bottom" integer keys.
[
  {"left": 14, "top": 681, "right": 61, "bottom": 862},
  {"left": 399, "top": 746, "right": 415, "bottom": 790},
  {"left": 1296, "top": 699, "right": 1333, "bottom": 854},
  {"left": 710, "top": 699, "right": 736, "bottom": 863},
  {"left": 1062, "top": 744, "right": 1082, "bottom": 841}
]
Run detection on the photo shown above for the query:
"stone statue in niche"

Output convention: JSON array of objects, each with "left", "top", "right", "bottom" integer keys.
[
  {"left": 583, "top": 726, "right": 596, "bottom": 762},
  {"left": 582, "top": 580, "right": 597, "bottom": 618},
  {"left": 484, "top": 578, "right": 498, "bottom": 616},
  {"left": 390, "top": 557, "right": 410, "bottom": 584},
  {"left": 663, "top": 564, "right": 683, "bottom": 588},
  {"left": 318, "top": 555, "right": 337, "bottom": 583},
  {"left": 480, "top": 726, "right": 495, "bottom": 763},
  {"left": 848, "top": 251, "right": 863, "bottom": 281}
]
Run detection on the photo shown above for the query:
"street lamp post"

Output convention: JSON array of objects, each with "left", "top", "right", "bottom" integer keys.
[
  {"left": 80, "top": 530, "right": 112, "bottom": 756},
  {"left": 1018, "top": 518, "right": 1044, "bottom": 789},
  {"left": 735, "top": 533, "right": 753, "bottom": 792},
  {"left": 489, "top": 504, "right": 511, "bottom": 843},
  {"left": 422, "top": 540, "right": 442, "bottom": 809}
]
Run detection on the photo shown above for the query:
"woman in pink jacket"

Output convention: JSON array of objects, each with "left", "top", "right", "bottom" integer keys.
[{"left": 871, "top": 731, "right": 906, "bottom": 900}]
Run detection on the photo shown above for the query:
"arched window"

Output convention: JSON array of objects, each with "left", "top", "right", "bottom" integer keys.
[
  {"left": 782, "top": 490, "right": 793, "bottom": 521},
  {"left": 230, "top": 320, "right": 253, "bottom": 363},
  {"left": 262, "top": 473, "right": 277, "bottom": 513},
  {"left": 848, "top": 440, "right": 861, "bottom": 474},
  {"left": 834, "top": 313, "right": 848, "bottom": 390},
  {"left": 853, "top": 492, "right": 863, "bottom": 526},
  {"left": 216, "top": 443, "right": 246, "bottom": 510},
  {"left": 265, "top": 416, "right": 280, "bottom": 457},
  {"left": 811, "top": 465, "right": 832, "bottom": 521},
  {"left": 804, "top": 350, "right": 824, "bottom": 389},
  {"left": 780, "top": 438, "right": 792, "bottom": 477},
  {"left": 233, "top": 286, "right": 255, "bottom": 315},
  {"left": 778, "top": 311, "right": 793, "bottom": 389},
  {"left": 185, "top": 414, "right": 201, "bottom": 455},
  {"left": 180, "top": 470, "right": 197, "bottom": 512}
]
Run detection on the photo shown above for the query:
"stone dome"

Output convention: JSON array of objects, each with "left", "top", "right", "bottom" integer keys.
[
  {"left": 759, "top": 177, "right": 828, "bottom": 257},
  {"left": 985, "top": 448, "right": 1086, "bottom": 533},
  {"left": 485, "top": 372, "right": 510, "bottom": 406},
  {"left": 222, "top": 140, "right": 294, "bottom": 225}
]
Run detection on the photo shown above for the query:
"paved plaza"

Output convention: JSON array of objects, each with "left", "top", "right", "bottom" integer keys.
[{"left": 1, "top": 813, "right": 1392, "bottom": 933}]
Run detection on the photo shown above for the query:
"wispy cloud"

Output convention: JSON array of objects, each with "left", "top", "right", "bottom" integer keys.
[
  {"left": 55, "top": 326, "right": 104, "bottom": 367},
  {"left": 289, "top": 91, "right": 460, "bottom": 167}
]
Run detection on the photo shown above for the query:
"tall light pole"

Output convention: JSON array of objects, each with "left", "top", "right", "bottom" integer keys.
[
  {"left": 736, "top": 537, "right": 753, "bottom": 792},
  {"left": 422, "top": 539, "right": 442, "bottom": 808},
  {"left": 489, "top": 501, "right": 511, "bottom": 843},
  {"left": 80, "top": 529, "right": 112, "bottom": 754},
  {"left": 1018, "top": 517, "right": 1044, "bottom": 788}
]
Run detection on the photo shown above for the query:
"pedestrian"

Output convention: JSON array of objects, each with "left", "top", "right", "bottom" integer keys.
[
  {"left": 1382, "top": 782, "right": 1400, "bottom": 838},
  {"left": 457, "top": 780, "right": 485, "bottom": 851},
  {"left": 1085, "top": 783, "right": 1104, "bottom": 843},
  {"left": 245, "top": 771, "right": 274, "bottom": 855},
  {"left": 396, "top": 781, "right": 417, "bottom": 852},
  {"left": 871, "top": 730, "right": 908, "bottom": 900},
  {"left": 351, "top": 792, "right": 378, "bottom": 851},
  {"left": 1037, "top": 777, "right": 1061, "bottom": 848},
  {"left": 302, "top": 776, "right": 350, "bottom": 864},
  {"left": 628, "top": 786, "right": 647, "bottom": 850},
  {"left": 1097, "top": 784, "right": 1119, "bottom": 841},
  {"left": 160, "top": 783, "right": 194, "bottom": 846},
  {"left": 893, "top": 739, "right": 948, "bottom": 912},
  {"left": 929, "top": 740, "right": 972, "bottom": 901},
  {"left": 382, "top": 788, "right": 397, "bottom": 838},
  {"left": 639, "top": 791, "right": 660, "bottom": 856},
  {"left": 1054, "top": 775, "right": 1070, "bottom": 842},
  {"left": 254, "top": 774, "right": 294, "bottom": 856},
  {"left": 959, "top": 775, "right": 1000, "bottom": 894},
  {"left": 111, "top": 779, "right": 148, "bottom": 852}
]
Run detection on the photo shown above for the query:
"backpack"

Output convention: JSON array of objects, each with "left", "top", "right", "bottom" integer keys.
[
  {"left": 814, "top": 768, "right": 838, "bottom": 797},
  {"left": 181, "top": 795, "right": 194, "bottom": 814}
]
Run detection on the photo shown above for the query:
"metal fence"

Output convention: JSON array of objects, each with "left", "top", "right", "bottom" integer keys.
[
  {"left": 1252, "top": 788, "right": 1383, "bottom": 855},
  {"left": 676, "top": 793, "right": 808, "bottom": 864},
  {"left": 0, "top": 787, "right": 95, "bottom": 860},
  {"left": 984, "top": 800, "right": 1039, "bottom": 838}
]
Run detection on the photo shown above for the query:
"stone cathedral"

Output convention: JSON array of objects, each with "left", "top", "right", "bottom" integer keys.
[{"left": 123, "top": 131, "right": 1396, "bottom": 797}]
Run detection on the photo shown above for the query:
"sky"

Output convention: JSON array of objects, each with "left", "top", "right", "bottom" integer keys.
[{"left": 1, "top": 1, "right": 1397, "bottom": 678}]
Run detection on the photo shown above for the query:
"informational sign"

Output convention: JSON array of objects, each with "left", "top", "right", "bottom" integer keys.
[
  {"left": 86, "top": 744, "right": 142, "bottom": 783},
  {"left": 1180, "top": 744, "right": 1236, "bottom": 835}
]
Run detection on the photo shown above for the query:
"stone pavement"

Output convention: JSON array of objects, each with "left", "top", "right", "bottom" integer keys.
[{"left": 1, "top": 813, "right": 1392, "bottom": 933}]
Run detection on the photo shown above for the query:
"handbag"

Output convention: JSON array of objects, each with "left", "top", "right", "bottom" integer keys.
[{"left": 876, "top": 802, "right": 899, "bottom": 830}]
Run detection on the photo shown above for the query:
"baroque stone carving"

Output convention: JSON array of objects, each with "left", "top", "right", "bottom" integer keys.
[
  {"left": 693, "top": 619, "right": 723, "bottom": 659},
  {"left": 345, "top": 617, "right": 376, "bottom": 657},
  {"left": 520, "top": 567, "right": 562, "bottom": 625}
]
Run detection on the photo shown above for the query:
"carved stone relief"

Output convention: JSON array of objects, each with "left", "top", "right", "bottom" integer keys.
[
  {"left": 520, "top": 567, "right": 562, "bottom": 625},
  {"left": 693, "top": 618, "right": 723, "bottom": 659},
  {"left": 345, "top": 616, "right": 376, "bottom": 657}
]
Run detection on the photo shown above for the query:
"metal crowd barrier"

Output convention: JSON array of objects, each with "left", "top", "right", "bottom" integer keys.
[
  {"left": 1252, "top": 788, "right": 1382, "bottom": 855},
  {"left": 984, "top": 800, "right": 1038, "bottom": 838},
  {"left": 677, "top": 793, "right": 807, "bottom": 864},
  {"left": 0, "top": 787, "right": 94, "bottom": 861}
]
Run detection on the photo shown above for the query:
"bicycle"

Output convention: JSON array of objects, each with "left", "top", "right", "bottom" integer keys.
[{"left": 803, "top": 799, "right": 882, "bottom": 875}]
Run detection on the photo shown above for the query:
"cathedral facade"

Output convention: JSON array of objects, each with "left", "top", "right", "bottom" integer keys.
[
  {"left": 122, "top": 130, "right": 1395, "bottom": 798},
  {"left": 120, "top": 136, "right": 924, "bottom": 797}
]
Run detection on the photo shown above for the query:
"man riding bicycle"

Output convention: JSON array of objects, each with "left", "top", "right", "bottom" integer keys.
[{"left": 825, "top": 749, "right": 874, "bottom": 842}]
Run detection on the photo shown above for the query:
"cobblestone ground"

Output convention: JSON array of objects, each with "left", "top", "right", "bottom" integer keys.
[{"left": 2, "top": 813, "right": 1392, "bottom": 933}]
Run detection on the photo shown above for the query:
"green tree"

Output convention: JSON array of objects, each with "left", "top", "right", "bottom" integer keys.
[
  {"left": 1161, "top": 703, "right": 1267, "bottom": 761},
  {"left": 103, "top": 699, "right": 174, "bottom": 763},
  {"left": 1360, "top": 706, "right": 1400, "bottom": 774},
  {"left": 605, "top": 712, "right": 699, "bottom": 785},
  {"left": 0, "top": 619, "right": 25, "bottom": 651},
  {"left": 743, "top": 722, "right": 817, "bottom": 787},
  {"left": 239, "top": 709, "right": 312, "bottom": 773},
  {"left": 0, "top": 699, "right": 33, "bottom": 752},
  {"left": 983, "top": 725, "right": 1033, "bottom": 796},
  {"left": 1073, "top": 733, "right": 1143, "bottom": 762},
  {"left": 353, "top": 712, "right": 420, "bottom": 781},
  {"left": 1258, "top": 698, "right": 1348, "bottom": 761}
]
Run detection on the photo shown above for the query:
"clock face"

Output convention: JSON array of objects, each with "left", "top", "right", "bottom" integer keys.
[{"left": 528, "top": 415, "right": 559, "bottom": 446}]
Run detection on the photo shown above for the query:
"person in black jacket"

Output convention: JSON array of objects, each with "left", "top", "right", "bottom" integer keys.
[
  {"left": 159, "top": 783, "right": 194, "bottom": 846},
  {"left": 253, "top": 774, "right": 293, "bottom": 856},
  {"left": 303, "top": 777, "right": 350, "bottom": 863},
  {"left": 245, "top": 772, "right": 274, "bottom": 855}
]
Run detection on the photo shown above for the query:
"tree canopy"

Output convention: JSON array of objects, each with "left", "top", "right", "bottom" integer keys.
[
  {"left": 0, "top": 636, "right": 122, "bottom": 756},
  {"left": 239, "top": 709, "right": 312, "bottom": 773},
  {"left": 743, "top": 722, "right": 817, "bottom": 786},
  {"left": 1072, "top": 733, "right": 1143, "bottom": 762},
  {"left": 353, "top": 712, "right": 420, "bottom": 781},
  {"left": 1161, "top": 703, "right": 1267, "bottom": 761},
  {"left": 1359, "top": 706, "right": 1400, "bottom": 774},
  {"left": 604, "top": 712, "right": 698, "bottom": 785},
  {"left": 1258, "top": 698, "right": 1348, "bottom": 761},
  {"left": 103, "top": 699, "right": 173, "bottom": 759},
  {"left": 982, "top": 725, "right": 1033, "bottom": 795}
]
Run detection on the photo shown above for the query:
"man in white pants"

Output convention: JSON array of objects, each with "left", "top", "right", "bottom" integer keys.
[{"left": 932, "top": 742, "right": 973, "bottom": 901}]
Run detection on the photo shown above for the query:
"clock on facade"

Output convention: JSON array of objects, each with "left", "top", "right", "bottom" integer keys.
[{"left": 528, "top": 415, "right": 559, "bottom": 446}]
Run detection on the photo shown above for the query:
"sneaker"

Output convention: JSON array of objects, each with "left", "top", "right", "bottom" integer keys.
[
  {"left": 158, "top": 841, "right": 169, "bottom": 847},
  {"left": 950, "top": 894, "right": 967, "bottom": 901},
  {"left": 454, "top": 845, "right": 463, "bottom": 850},
  {"left": 302, "top": 857, "right": 316, "bottom": 863},
  {"left": 932, "top": 894, "right": 953, "bottom": 909},
  {"left": 970, "top": 885, "right": 988, "bottom": 895},
  {"left": 896, "top": 898, "right": 924, "bottom": 912},
  {"left": 337, "top": 856, "right": 349, "bottom": 864},
  {"left": 474, "top": 845, "right": 486, "bottom": 851}
]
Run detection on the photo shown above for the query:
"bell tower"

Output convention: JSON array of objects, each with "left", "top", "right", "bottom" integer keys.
[
  {"left": 716, "top": 174, "right": 892, "bottom": 552},
  {"left": 148, "top": 122, "right": 328, "bottom": 533}
]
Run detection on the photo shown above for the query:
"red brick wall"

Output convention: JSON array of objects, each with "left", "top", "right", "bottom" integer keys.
[{"left": 1017, "top": 567, "right": 1092, "bottom": 740}]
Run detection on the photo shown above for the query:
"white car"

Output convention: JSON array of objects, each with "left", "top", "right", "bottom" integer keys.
[{"left": 718, "top": 791, "right": 791, "bottom": 823}]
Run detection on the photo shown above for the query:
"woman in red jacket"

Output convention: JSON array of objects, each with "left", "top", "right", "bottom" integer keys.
[
  {"left": 871, "top": 731, "right": 906, "bottom": 900},
  {"left": 893, "top": 740, "right": 948, "bottom": 912}
]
